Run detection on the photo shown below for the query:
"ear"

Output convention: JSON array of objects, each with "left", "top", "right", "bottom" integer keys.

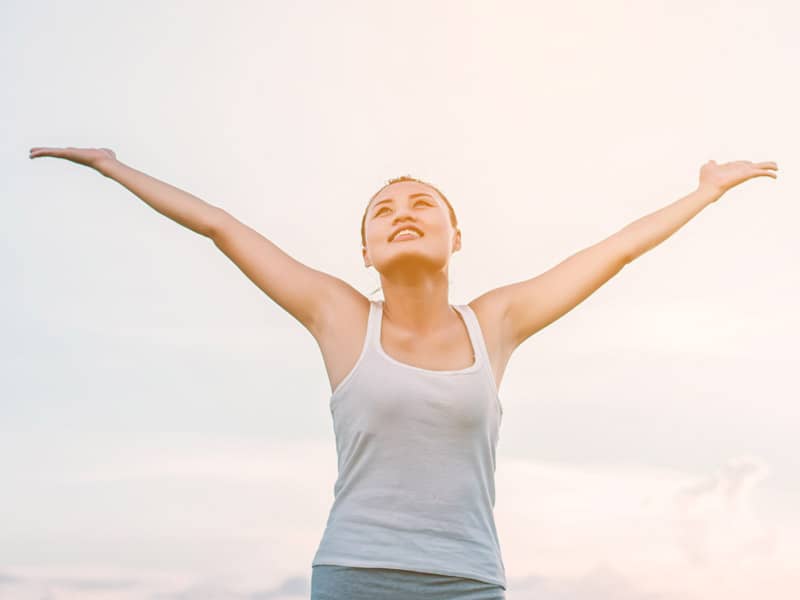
[
  {"left": 362, "top": 246, "right": 371, "bottom": 268},
  {"left": 453, "top": 228, "right": 462, "bottom": 253}
]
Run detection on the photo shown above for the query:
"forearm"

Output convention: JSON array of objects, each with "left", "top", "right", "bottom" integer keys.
[
  {"left": 97, "top": 159, "right": 225, "bottom": 238},
  {"left": 617, "top": 184, "right": 723, "bottom": 264}
]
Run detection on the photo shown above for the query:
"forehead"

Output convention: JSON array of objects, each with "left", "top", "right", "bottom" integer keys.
[{"left": 369, "top": 181, "right": 439, "bottom": 209}]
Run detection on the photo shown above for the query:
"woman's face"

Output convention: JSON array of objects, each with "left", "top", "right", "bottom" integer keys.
[{"left": 362, "top": 180, "right": 460, "bottom": 275}]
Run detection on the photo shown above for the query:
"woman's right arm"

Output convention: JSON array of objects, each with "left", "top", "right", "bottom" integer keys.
[
  {"left": 29, "top": 147, "right": 222, "bottom": 237},
  {"left": 29, "top": 146, "right": 359, "bottom": 336},
  {"left": 98, "top": 155, "right": 223, "bottom": 238}
]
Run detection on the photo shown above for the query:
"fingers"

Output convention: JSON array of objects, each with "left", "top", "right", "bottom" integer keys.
[
  {"left": 752, "top": 161, "right": 778, "bottom": 179},
  {"left": 742, "top": 160, "right": 778, "bottom": 170},
  {"left": 29, "top": 147, "right": 58, "bottom": 158},
  {"left": 29, "top": 147, "right": 68, "bottom": 159},
  {"left": 718, "top": 160, "right": 778, "bottom": 170}
]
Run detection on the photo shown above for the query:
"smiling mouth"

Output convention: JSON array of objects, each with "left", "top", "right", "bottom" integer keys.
[
  {"left": 389, "top": 227, "right": 424, "bottom": 242},
  {"left": 392, "top": 232, "right": 423, "bottom": 242}
]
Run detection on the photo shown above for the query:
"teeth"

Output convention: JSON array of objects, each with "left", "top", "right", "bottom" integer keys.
[{"left": 392, "top": 229, "right": 421, "bottom": 241}]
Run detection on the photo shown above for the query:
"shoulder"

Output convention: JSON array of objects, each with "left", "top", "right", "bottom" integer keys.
[
  {"left": 313, "top": 278, "right": 371, "bottom": 343},
  {"left": 467, "top": 288, "right": 515, "bottom": 361}
]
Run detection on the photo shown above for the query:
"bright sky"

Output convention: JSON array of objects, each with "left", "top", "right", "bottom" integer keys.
[{"left": 3, "top": 1, "right": 799, "bottom": 598}]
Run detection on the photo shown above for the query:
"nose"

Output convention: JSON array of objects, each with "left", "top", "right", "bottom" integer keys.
[
  {"left": 387, "top": 213, "right": 420, "bottom": 241},
  {"left": 392, "top": 205, "right": 417, "bottom": 224}
]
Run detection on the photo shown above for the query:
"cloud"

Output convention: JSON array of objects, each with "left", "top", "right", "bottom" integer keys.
[
  {"left": 670, "top": 455, "right": 778, "bottom": 567},
  {"left": 4, "top": 436, "right": 798, "bottom": 599},
  {"left": 511, "top": 563, "right": 666, "bottom": 600},
  {"left": 44, "top": 576, "right": 139, "bottom": 591},
  {"left": 158, "top": 574, "right": 309, "bottom": 600},
  {"left": 0, "top": 569, "right": 310, "bottom": 600},
  {"left": 0, "top": 571, "right": 23, "bottom": 585},
  {"left": 0, "top": 565, "right": 660, "bottom": 600},
  {"left": 497, "top": 454, "right": 796, "bottom": 599},
  {"left": 0, "top": 566, "right": 191, "bottom": 600}
]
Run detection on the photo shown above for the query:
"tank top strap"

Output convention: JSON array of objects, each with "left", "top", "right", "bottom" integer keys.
[
  {"left": 453, "top": 303, "right": 491, "bottom": 367},
  {"left": 365, "top": 299, "right": 382, "bottom": 352}
]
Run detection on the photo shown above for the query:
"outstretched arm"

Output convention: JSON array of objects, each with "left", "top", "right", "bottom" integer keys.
[
  {"left": 28, "top": 146, "right": 355, "bottom": 336},
  {"left": 29, "top": 147, "right": 223, "bottom": 236},
  {"left": 483, "top": 159, "right": 779, "bottom": 351},
  {"left": 615, "top": 160, "right": 778, "bottom": 264}
]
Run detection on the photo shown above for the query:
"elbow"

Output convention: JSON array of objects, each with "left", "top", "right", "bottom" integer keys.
[
  {"left": 621, "top": 250, "right": 634, "bottom": 266},
  {"left": 609, "top": 229, "right": 635, "bottom": 266},
  {"left": 206, "top": 208, "right": 232, "bottom": 241}
]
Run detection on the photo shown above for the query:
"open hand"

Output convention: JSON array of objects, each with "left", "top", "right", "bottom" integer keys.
[
  {"left": 29, "top": 146, "right": 118, "bottom": 171},
  {"left": 699, "top": 160, "right": 778, "bottom": 196}
]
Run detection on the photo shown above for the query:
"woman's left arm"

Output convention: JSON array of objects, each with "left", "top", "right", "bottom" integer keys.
[
  {"left": 617, "top": 160, "right": 778, "bottom": 264},
  {"left": 483, "top": 159, "right": 779, "bottom": 351}
]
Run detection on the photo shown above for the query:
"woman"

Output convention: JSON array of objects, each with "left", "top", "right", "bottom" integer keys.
[{"left": 28, "top": 146, "right": 778, "bottom": 599}]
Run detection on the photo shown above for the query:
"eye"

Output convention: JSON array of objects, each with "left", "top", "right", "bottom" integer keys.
[{"left": 375, "top": 200, "right": 430, "bottom": 216}]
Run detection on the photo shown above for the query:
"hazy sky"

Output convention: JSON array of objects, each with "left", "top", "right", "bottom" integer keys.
[{"left": 3, "top": 0, "right": 798, "bottom": 598}]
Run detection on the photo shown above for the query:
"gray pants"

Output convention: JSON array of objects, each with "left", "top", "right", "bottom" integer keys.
[{"left": 311, "top": 565, "right": 506, "bottom": 599}]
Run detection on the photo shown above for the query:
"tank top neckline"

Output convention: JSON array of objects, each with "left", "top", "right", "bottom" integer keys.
[{"left": 374, "top": 299, "right": 482, "bottom": 375}]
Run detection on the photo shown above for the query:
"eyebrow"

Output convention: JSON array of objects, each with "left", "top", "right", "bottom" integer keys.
[{"left": 371, "top": 192, "right": 435, "bottom": 213}]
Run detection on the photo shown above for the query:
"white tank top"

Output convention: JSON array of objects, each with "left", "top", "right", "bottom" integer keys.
[{"left": 311, "top": 299, "right": 506, "bottom": 589}]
